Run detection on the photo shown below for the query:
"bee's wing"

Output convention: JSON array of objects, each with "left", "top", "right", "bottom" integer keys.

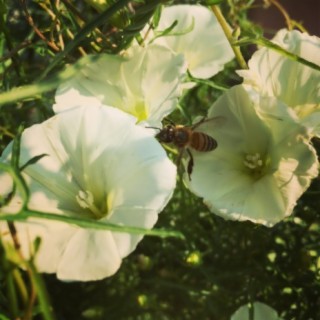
[{"left": 192, "top": 116, "right": 227, "bottom": 130}]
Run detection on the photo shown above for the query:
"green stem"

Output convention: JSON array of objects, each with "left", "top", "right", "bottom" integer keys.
[
  {"left": 39, "top": 0, "right": 132, "bottom": 79},
  {"left": 6, "top": 268, "right": 19, "bottom": 319},
  {"left": 186, "top": 74, "right": 228, "bottom": 91},
  {"left": 234, "top": 35, "right": 320, "bottom": 72},
  {"left": 0, "top": 163, "right": 29, "bottom": 209},
  {"left": 12, "top": 269, "right": 29, "bottom": 306},
  {"left": 255, "top": 37, "right": 320, "bottom": 72},
  {"left": 0, "top": 163, "right": 184, "bottom": 239},
  {"left": 11, "top": 125, "right": 24, "bottom": 170},
  {"left": 0, "top": 209, "right": 184, "bottom": 239},
  {"left": 0, "top": 82, "right": 52, "bottom": 106},
  {"left": 249, "top": 302, "right": 254, "bottom": 320},
  {"left": 0, "top": 53, "right": 88, "bottom": 106},
  {"left": 28, "top": 262, "right": 56, "bottom": 320},
  {"left": 211, "top": 5, "right": 247, "bottom": 69}
]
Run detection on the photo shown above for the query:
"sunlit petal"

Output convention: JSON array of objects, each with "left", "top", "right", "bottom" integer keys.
[
  {"left": 147, "top": 5, "right": 234, "bottom": 79},
  {"left": 238, "top": 29, "right": 320, "bottom": 136},
  {"left": 0, "top": 105, "right": 176, "bottom": 281},
  {"left": 187, "top": 85, "right": 318, "bottom": 226},
  {"left": 54, "top": 45, "right": 186, "bottom": 126},
  {"left": 57, "top": 229, "right": 121, "bottom": 281}
]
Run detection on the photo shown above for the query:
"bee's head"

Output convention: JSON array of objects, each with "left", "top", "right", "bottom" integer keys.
[
  {"left": 146, "top": 123, "right": 175, "bottom": 143},
  {"left": 156, "top": 125, "right": 175, "bottom": 143}
]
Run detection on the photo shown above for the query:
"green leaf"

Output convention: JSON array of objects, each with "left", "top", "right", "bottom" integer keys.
[{"left": 20, "top": 154, "right": 48, "bottom": 172}]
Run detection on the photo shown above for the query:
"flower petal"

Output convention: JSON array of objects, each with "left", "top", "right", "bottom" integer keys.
[
  {"left": 231, "top": 302, "right": 282, "bottom": 320},
  {"left": 54, "top": 45, "right": 186, "bottom": 126},
  {"left": 187, "top": 85, "right": 318, "bottom": 226},
  {"left": 57, "top": 228, "right": 121, "bottom": 281},
  {"left": 107, "top": 207, "right": 158, "bottom": 258},
  {"left": 239, "top": 29, "right": 320, "bottom": 106},
  {"left": 148, "top": 5, "right": 234, "bottom": 79},
  {"left": 1, "top": 105, "right": 176, "bottom": 280},
  {"left": 0, "top": 119, "right": 81, "bottom": 212},
  {"left": 238, "top": 29, "right": 320, "bottom": 136},
  {"left": 0, "top": 219, "right": 75, "bottom": 274}
]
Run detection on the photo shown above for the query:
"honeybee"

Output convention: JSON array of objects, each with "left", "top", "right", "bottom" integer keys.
[{"left": 150, "top": 117, "right": 224, "bottom": 180}]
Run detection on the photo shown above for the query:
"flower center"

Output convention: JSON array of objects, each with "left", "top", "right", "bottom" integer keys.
[
  {"left": 76, "top": 190, "right": 105, "bottom": 219},
  {"left": 243, "top": 153, "right": 266, "bottom": 179},
  {"left": 134, "top": 101, "right": 148, "bottom": 122}
]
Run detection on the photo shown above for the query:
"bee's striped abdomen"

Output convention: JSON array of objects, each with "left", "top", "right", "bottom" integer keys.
[{"left": 190, "top": 132, "right": 217, "bottom": 151}]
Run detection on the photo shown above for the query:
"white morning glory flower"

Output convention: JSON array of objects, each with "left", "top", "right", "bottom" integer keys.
[
  {"left": 0, "top": 105, "right": 176, "bottom": 281},
  {"left": 238, "top": 29, "right": 320, "bottom": 136},
  {"left": 186, "top": 85, "right": 318, "bottom": 226},
  {"left": 54, "top": 44, "right": 186, "bottom": 126},
  {"left": 231, "top": 302, "right": 283, "bottom": 320},
  {"left": 144, "top": 4, "right": 234, "bottom": 79}
]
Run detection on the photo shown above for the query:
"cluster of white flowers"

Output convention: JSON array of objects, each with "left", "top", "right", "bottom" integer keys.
[
  {"left": 0, "top": 4, "right": 234, "bottom": 281},
  {"left": 54, "top": 4, "right": 234, "bottom": 126},
  {"left": 1, "top": 3, "right": 319, "bottom": 284}
]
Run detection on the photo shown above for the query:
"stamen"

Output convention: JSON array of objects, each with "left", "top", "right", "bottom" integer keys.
[
  {"left": 76, "top": 190, "right": 102, "bottom": 218},
  {"left": 243, "top": 153, "right": 264, "bottom": 173}
]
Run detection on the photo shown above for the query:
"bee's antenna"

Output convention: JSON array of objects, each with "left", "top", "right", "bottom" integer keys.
[{"left": 146, "top": 126, "right": 161, "bottom": 132}]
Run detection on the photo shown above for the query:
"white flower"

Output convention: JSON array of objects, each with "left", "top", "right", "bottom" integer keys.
[
  {"left": 54, "top": 44, "right": 186, "bottom": 126},
  {"left": 231, "top": 302, "right": 282, "bottom": 320},
  {"left": 238, "top": 29, "right": 320, "bottom": 136},
  {"left": 0, "top": 105, "right": 176, "bottom": 281},
  {"left": 144, "top": 4, "right": 234, "bottom": 79},
  {"left": 186, "top": 85, "right": 318, "bottom": 226}
]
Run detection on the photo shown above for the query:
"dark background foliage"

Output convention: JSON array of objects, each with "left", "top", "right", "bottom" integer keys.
[{"left": 0, "top": 1, "right": 320, "bottom": 319}]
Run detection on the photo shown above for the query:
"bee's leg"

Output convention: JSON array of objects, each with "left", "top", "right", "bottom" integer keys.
[
  {"left": 186, "top": 148, "right": 194, "bottom": 180},
  {"left": 176, "top": 148, "right": 184, "bottom": 168}
]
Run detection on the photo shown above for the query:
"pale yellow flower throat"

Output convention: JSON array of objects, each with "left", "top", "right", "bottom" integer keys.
[{"left": 76, "top": 190, "right": 105, "bottom": 219}]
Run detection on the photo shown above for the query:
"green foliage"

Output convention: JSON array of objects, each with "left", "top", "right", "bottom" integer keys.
[
  {"left": 0, "top": 1, "right": 320, "bottom": 319},
  {"left": 43, "top": 186, "right": 320, "bottom": 319}
]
